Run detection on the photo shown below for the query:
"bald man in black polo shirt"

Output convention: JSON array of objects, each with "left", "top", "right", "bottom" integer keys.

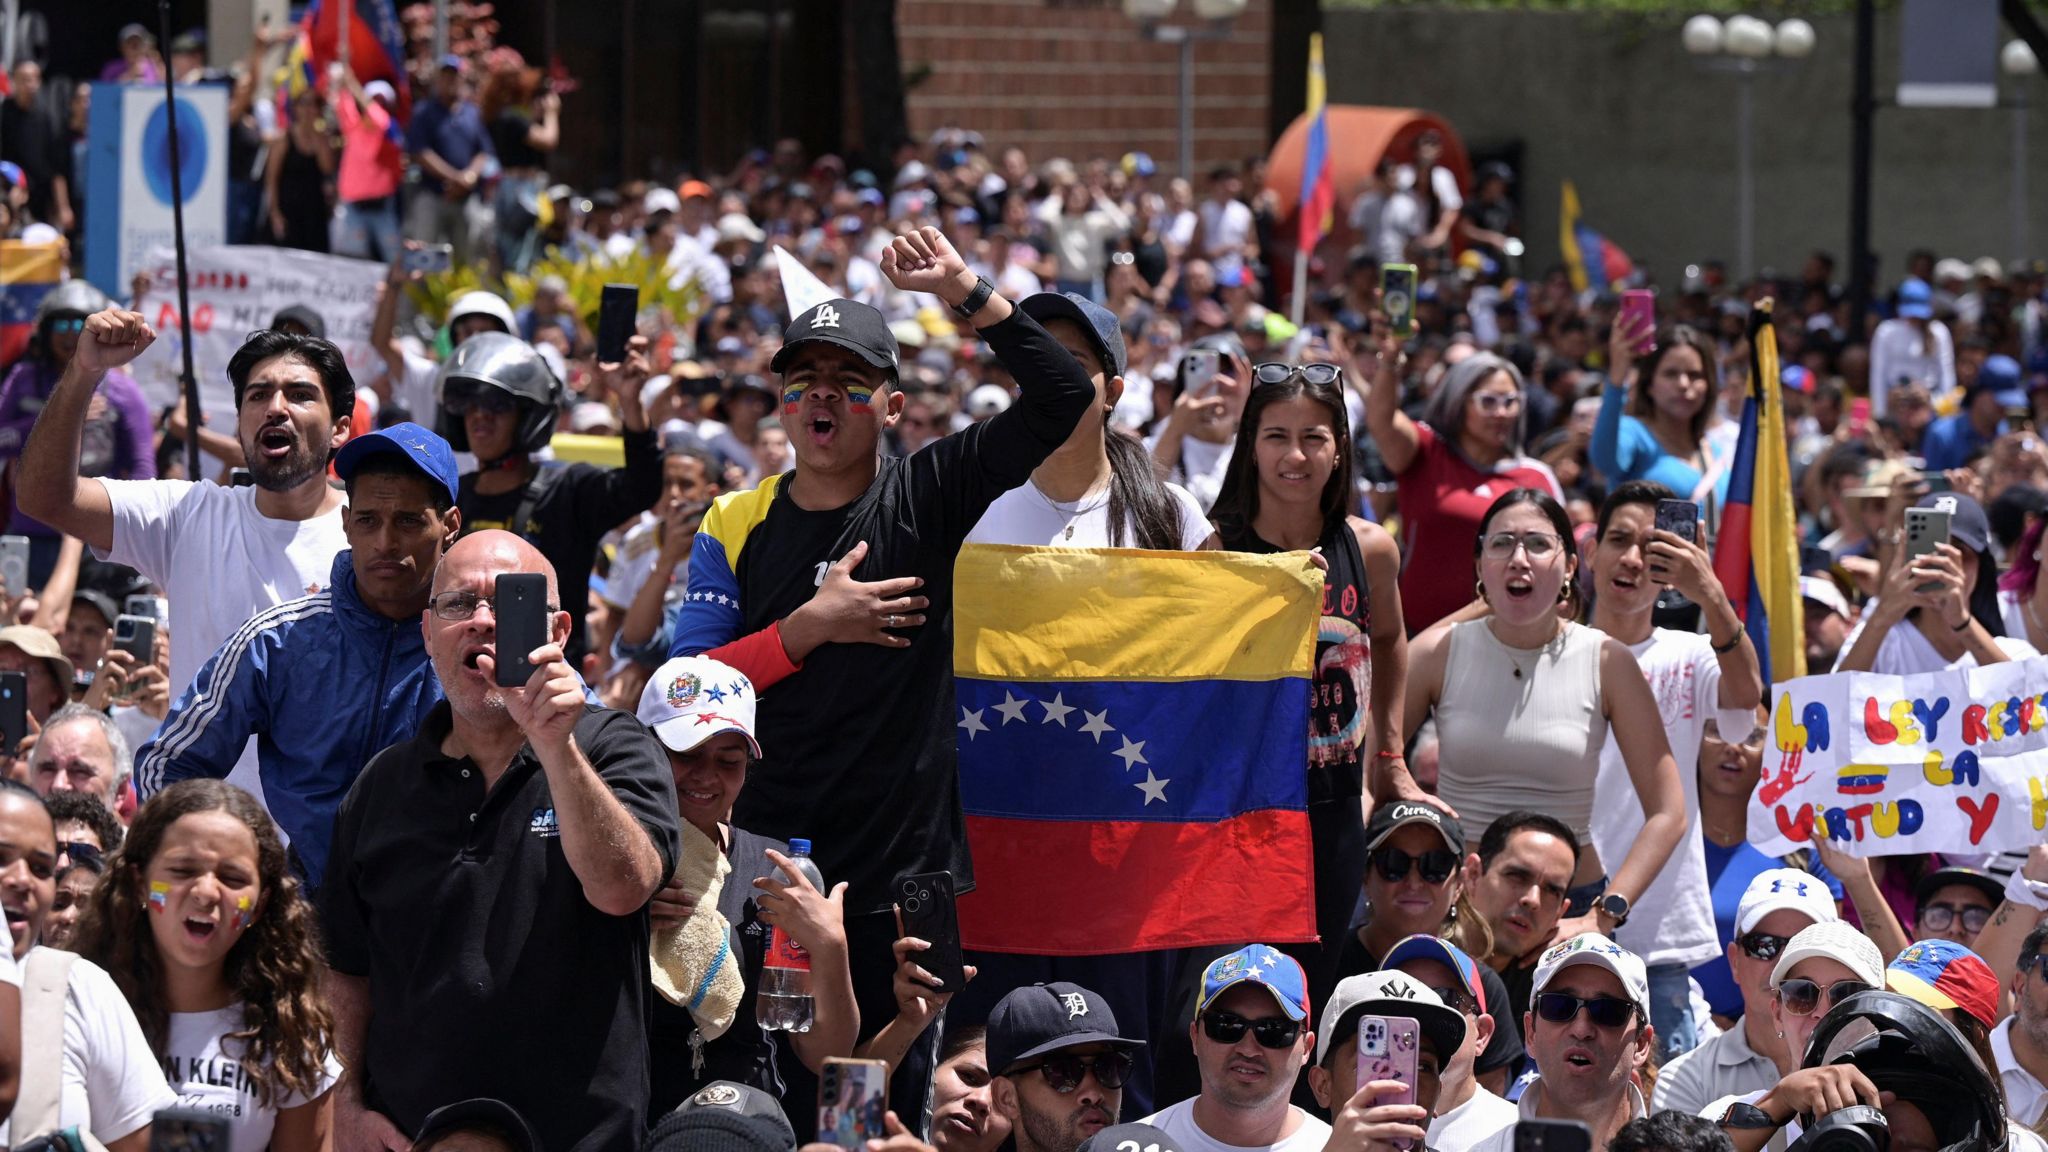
[{"left": 321, "top": 530, "right": 680, "bottom": 1152}]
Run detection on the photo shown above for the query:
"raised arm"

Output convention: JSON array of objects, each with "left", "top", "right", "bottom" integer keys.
[
  {"left": 1362, "top": 322, "right": 1421, "bottom": 476},
  {"left": 1598, "top": 639, "right": 1685, "bottom": 911},
  {"left": 16, "top": 310, "right": 154, "bottom": 553},
  {"left": 1356, "top": 519, "right": 1420, "bottom": 803}
]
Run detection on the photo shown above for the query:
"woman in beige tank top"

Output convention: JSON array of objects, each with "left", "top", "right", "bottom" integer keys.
[{"left": 1404, "top": 488, "right": 1686, "bottom": 944}]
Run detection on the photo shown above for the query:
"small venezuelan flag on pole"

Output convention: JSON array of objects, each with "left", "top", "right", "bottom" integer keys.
[
  {"left": 1290, "top": 32, "right": 1335, "bottom": 326},
  {"left": 1713, "top": 300, "right": 1805, "bottom": 687}
]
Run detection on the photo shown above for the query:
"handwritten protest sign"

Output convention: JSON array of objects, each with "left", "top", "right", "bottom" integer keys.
[
  {"left": 1749, "top": 656, "right": 2048, "bottom": 856},
  {"left": 128, "top": 246, "right": 386, "bottom": 431}
]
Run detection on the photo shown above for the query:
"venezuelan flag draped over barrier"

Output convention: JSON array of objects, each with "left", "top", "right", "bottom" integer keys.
[
  {"left": 1295, "top": 33, "right": 1335, "bottom": 256},
  {"left": 0, "top": 242, "right": 64, "bottom": 368},
  {"left": 1713, "top": 301, "right": 1804, "bottom": 686},
  {"left": 952, "top": 545, "right": 1320, "bottom": 955},
  {"left": 1560, "top": 181, "right": 1635, "bottom": 294}
]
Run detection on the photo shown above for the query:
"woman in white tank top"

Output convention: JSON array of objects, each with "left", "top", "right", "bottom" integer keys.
[{"left": 1405, "top": 488, "right": 1686, "bottom": 943}]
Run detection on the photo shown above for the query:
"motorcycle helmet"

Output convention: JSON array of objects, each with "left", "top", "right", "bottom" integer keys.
[
  {"left": 434, "top": 332, "right": 563, "bottom": 458},
  {"left": 1794, "top": 990, "right": 2005, "bottom": 1152}
]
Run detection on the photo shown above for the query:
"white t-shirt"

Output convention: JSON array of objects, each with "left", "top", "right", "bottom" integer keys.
[
  {"left": 1834, "top": 601, "right": 2039, "bottom": 675},
  {"left": 1141, "top": 1098, "right": 1332, "bottom": 1152},
  {"left": 1429, "top": 1086, "right": 1518, "bottom": 1150},
  {"left": 98, "top": 478, "right": 348, "bottom": 702},
  {"left": 0, "top": 948, "right": 176, "bottom": 1147},
  {"left": 603, "top": 513, "right": 663, "bottom": 611},
  {"left": 162, "top": 1004, "right": 343, "bottom": 1152},
  {"left": 1143, "top": 432, "right": 1235, "bottom": 514},
  {"left": 965, "top": 479, "right": 1211, "bottom": 550},
  {"left": 1869, "top": 318, "right": 1957, "bottom": 417},
  {"left": 1198, "top": 198, "right": 1254, "bottom": 262},
  {"left": 1995, "top": 1016, "right": 2048, "bottom": 1131},
  {"left": 1592, "top": 628, "right": 1754, "bottom": 968}
]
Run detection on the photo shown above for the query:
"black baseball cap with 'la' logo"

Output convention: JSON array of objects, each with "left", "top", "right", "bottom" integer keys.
[
  {"left": 771, "top": 298, "right": 900, "bottom": 374},
  {"left": 986, "top": 981, "right": 1145, "bottom": 1076}
]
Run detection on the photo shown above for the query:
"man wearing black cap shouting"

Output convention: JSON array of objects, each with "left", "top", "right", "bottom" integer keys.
[
  {"left": 989, "top": 982, "right": 1146, "bottom": 1152},
  {"left": 667, "top": 226, "right": 1094, "bottom": 1113}
]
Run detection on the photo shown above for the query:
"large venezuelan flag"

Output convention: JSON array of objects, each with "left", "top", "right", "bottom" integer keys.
[
  {"left": 0, "top": 242, "right": 64, "bottom": 368},
  {"left": 284, "top": 0, "right": 413, "bottom": 124},
  {"left": 953, "top": 545, "right": 1320, "bottom": 955},
  {"left": 1560, "top": 181, "right": 1636, "bottom": 294},
  {"left": 1713, "top": 301, "right": 1804, "bottom": 686},
  {"left": 1296, "top": 33, "right": 1335, "bottom": 257}
]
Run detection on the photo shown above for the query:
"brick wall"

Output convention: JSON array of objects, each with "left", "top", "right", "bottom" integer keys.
[{"left": 896, "top": 0, "right": 1272, "bottom": 178}]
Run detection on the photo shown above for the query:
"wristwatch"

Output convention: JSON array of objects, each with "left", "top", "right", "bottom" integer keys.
[
  {"left": 953, "top": 275, "right": 996, "bottom": 319},
  {"left": 1717, "top": 1102, "right": 1779, "bottom": 1130},
  {"left": 1596, "top": 891, "right": 1631, "bottom": 928}
]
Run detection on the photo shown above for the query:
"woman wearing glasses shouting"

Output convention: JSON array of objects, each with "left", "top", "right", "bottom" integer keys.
[
  {"left": 1363, "top": 318, "right": 1562, "bottom": 635},
  {"left": 1405, "top": 488, "right": 1685, "bottom": 949}
]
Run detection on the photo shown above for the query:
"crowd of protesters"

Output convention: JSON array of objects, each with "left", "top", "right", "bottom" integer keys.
[{"left": 1, "top": 16, "right": 2048, "bottom": 1152}]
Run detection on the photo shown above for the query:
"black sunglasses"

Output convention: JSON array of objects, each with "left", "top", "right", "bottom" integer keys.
[
  {"left": 1369, "top": 846, "right": 1459, "bottom": 885},
  {"left": 57, "top": 840, "right": 103, "bottom": 867},
  {"left": 1777, "top": 978, "right": 1872, "bottom": 1018},
  {"left": 1738, "top": 930, "right": 1791, "bottom": 962},
  {"left": 1425, "top": 984, "right": 1478, "bottom": 1015},
  {"left": 1918, "top": 903, "right": 1992, "bottom": 935},
  {"left": 1533, "top": 992, "right": 1637, "bottom": 1030},
  {"left": 1020, "top": 1050, "right": 1135, "bottom": 1094},
  {"left": 1253, "top": 362, "right": 1342, "bottom": 388},
  {"left": 1200, "top": 1011, "right": 1303, "bottom": 1050}
]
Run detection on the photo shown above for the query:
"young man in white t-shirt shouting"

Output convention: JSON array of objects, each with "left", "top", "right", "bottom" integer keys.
[{"left": 18, "top": 310, "right": 353, "bottom": 705}]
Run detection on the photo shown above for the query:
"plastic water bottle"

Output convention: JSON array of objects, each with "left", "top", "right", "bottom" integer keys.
[{"left": 757, "top": 838, "right": 822, "bottom": 1032}]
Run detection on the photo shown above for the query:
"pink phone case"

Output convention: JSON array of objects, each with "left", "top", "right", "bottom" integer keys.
[
  {"left": 1620, "top": 290, "right": 1656, "bottom": 354},
  {"left": 1359, "top": 1015, "right": 1422, "bottom": 1149}
]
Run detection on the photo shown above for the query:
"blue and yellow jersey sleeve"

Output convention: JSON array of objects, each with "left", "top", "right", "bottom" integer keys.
[{"left": 671, "top": 475, "right": 782, "bottom": 657}]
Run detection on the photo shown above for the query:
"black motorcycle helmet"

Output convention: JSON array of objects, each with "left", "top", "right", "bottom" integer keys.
[
  {"left": 1796, "top": 990, "right": 2006, "bottom": 1152},
  {"left": 32, "top": 280, "right": 111, "bottom": 362},
  {"left": 433, "top": 331, "right": 563, "bottom": 459}
]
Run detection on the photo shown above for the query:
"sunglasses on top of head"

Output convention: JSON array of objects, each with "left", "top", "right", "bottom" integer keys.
[{"left": 1253, "top": 362, "right": 1342, "bottom": 388}]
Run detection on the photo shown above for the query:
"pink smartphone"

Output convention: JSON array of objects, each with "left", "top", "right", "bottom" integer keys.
[
  {"left": 1847, "top": 397, "right": 1872, "bottom": 439},
  {"left": 1619, "top": 290, "right": 1656, "bottom": 355},
  {"left": 1359, "top": 1014, "right": 1421, "bottom": 1146}
]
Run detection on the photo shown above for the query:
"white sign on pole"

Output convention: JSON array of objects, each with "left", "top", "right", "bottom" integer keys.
[{"left": 85, "top": 85, "right": 229, "bottom": 296}]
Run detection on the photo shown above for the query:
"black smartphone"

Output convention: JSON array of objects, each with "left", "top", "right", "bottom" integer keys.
[
  {"left": 114, "top": 613, "right": 156, "bottom": 666},
  {"left": 492, "top": 572, "right": 551, "bottom": 687},
  {"left": 1919, "top": 473, "right": 1953, "bottom": 494},
  {"left": 596, "top": 282, "right": 640, "bottom": 364},
  {"left": 1650, "top": 498, "right": 1699, "bottom": 580},
  {"left": 898, "top": 871, "right": 967, "bottom": 993},
  {"left": 150, "top": 1108, "right": 233, "bottom": 1152},
  {"left": 1514, "top": 1119, "right": 1593, "bottom": 1152},
  {"left": 1381, "top": 263, "right": 1418, "bottom": 338},
  {"left": 1800, "top": 543, "right": 1833, "bottom": 575},
  {"left": 0, "top": 671, "right": 25, "bottom": 759}
]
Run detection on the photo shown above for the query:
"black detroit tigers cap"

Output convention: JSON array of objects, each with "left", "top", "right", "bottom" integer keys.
[
  {"left": 986, "top": 981, "right": 1144, "bottom": 1076},
  {"left": 771, "top": 298, "right": 900, "bottom": 374}
]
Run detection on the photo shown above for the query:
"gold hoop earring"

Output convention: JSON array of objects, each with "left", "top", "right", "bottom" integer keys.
[
  {"left": 1476, "top": 579, "right": 1488, "bottom": 604},
  {"left": 1558, "top": 576, "right": 1573, "bottom": 603}
]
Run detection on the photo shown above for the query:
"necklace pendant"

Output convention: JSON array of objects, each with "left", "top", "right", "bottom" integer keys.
[
  {"left": 1063, "top": 524, "right": 1074, "bottom": 540},
  {"left": 1512, "top": 666, "right": 1523, "bottom": 679}
]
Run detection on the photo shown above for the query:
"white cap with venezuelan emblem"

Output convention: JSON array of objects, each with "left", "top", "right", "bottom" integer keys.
[{"left": 636, "top": 656, "right": 762, "bottom": 758}]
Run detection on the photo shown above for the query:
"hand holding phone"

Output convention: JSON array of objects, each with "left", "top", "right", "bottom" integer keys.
[
  {"left": 1904, "top": 507, "right": 1952, "bottom": 595},
  {"left": 596, "top": 283, "right": 640, "bottom": 365},
  {"left": 1182, "top": 349, "right": 1220, "bottom": 398},
  {"left": 402, "top": 244, "right": 454, "bottom": 276},
  {"left": 1619, "top": 289, "right": 1657, "bottom": 356},
  {"left": 818, "top": 1058, "right": 889, "bottom": 1149},
  {"left": 1381, "top": 264, "right": 1418, "bottom": 338},
  {"left": 491, "top": 573, "right": 551, "bottom": 688},
  {"left": 1650, "top": 499, "right": 1700, "bottom": 580},
  {"left": 897, "top": 871, "right": 967, "bottom": 993},
  {"left": 1358, "top": 1015, "right": 1422, "bottom": 1150}
]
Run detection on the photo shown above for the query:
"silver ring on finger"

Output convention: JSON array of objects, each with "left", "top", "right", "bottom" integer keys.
[{"left": 886, "top": 614, "right": 900, "bottom": 628}]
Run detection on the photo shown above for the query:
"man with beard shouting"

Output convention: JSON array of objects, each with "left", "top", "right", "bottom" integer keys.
[{"left": 20, "top": 312, "right": 354, "bottom": 708}]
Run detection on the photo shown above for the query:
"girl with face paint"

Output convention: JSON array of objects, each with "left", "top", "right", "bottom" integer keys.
[{"left": 75, "top": 780, "right": 342, "bottom": 1152}]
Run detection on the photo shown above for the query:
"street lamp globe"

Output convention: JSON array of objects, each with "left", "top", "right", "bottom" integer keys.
[
  {"left": 1723, "top": 15, "right": 1775, "bottom": 59},
  {"left": 1775, "top": 19, "right": 1817, "bottom": 60},
  {"left": 2004, "top": 39, "right": 2040, "bottom": 77},
  {"left": 1682, "top": 14, "right": 1724, "bottom": 56},
  {"left": 1123, "top": 0, "right": 1176, "bottom": 23},
  {"left": 1190, "top": 0, "right": 1248, "bottom": 20}
]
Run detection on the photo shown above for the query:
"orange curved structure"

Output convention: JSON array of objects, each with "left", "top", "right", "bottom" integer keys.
[{"left": 1264, "top": 106, "right": 1471, "bottom": 222}]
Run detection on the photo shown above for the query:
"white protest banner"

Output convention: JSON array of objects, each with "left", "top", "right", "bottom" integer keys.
[
  {"left": 1748, "top": 656, "right": 2048, "bottom": 857},
  {"left": 128, "top": 247, "right": 387, "bottom": 430}
]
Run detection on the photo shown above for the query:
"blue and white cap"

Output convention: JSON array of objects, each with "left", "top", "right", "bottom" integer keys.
[{"left": 636, "top": 656, "right": 761, "bottom": 758}]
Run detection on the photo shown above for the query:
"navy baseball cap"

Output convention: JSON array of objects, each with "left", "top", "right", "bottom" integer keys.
[
  {"left": 771, "top": 298, "right": 900, "bottom": 375},
  {"left": 334, "top": 421, "right": 460, "bottom": 508},
  {"left": 412, "top": 1099, "right": 539, "bottom": 1152},
  {"left": 1021, "top": 291, "right": 1128, "bottom": 379},
  {"left": 986, "top": 981, "right": 1143, "bottom": 1075}
]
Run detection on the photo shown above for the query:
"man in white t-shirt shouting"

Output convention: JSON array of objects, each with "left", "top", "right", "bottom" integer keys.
[
  {"left": 1586, "top": 480, "right": 1763, "bottom": 1061},
  {"left": 19, "top": 310, "right": 352, "bottom": 705},
  {"left": 1143, "top": 946, "right": 1331, "bottom": 1152}
]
